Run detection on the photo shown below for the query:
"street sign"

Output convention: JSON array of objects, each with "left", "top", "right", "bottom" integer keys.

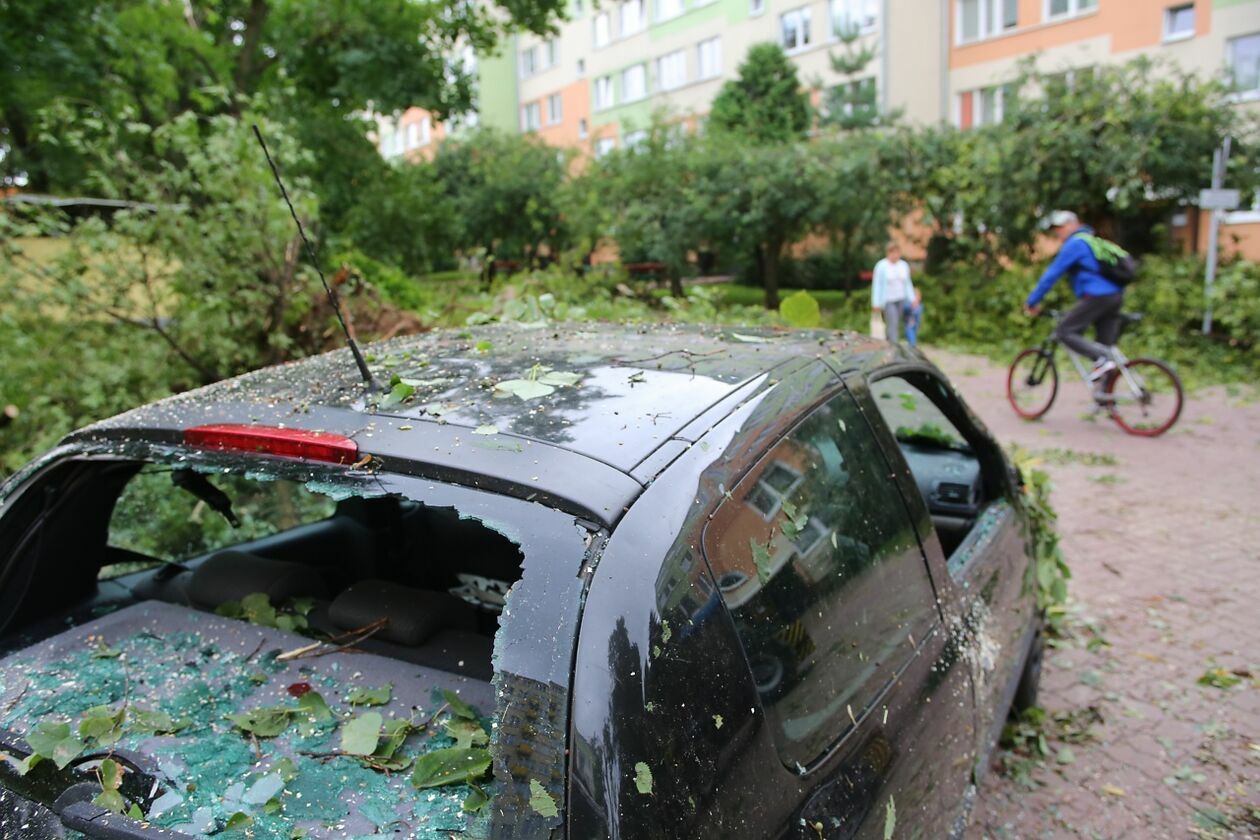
[{"left": 1199, "top": 188, "right": 1241, "bottom": 211}]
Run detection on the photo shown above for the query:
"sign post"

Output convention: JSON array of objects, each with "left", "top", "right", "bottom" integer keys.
[{"left": 1201, "top": 138, "right": 1234, "bottom": 336}]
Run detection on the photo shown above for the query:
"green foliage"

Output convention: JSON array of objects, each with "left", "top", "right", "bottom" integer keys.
[
  {"left": 1010, "top": 448, "right": 1070, "bottom": 630},
  {"left": 215, "top": 592, "right": 315, "bottom": 634},
  {"left": 709, "top": 44, "right": 812, "bottom": 145},
  {"left": 409, "top": 747, "right": 491, "bottom": 789},
  {"left": 779, "top": 291, "right": 821, "bottom": 328},
  {"left": 433, "top": 128, "right": 573, "bottom": 272},
  {"left": 528, "top": 778, "right": 559, "bottom": 817}
]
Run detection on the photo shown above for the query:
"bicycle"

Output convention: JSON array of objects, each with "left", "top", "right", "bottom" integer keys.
[{"left": 1006, "top": 310, "right": 1184, "bottom": 437}]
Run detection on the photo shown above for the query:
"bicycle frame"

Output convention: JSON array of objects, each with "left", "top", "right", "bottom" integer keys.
[{"left": 1034, "top": 325, "right": 1145, "bottom": 406}]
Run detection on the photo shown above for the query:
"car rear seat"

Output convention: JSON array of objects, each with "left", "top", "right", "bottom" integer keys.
[
  {"left": 187, "top": 550, "right": 330, "bottom": 609},
  {"left": 328, "top": 579, "right": 493, "bottom": 680}
]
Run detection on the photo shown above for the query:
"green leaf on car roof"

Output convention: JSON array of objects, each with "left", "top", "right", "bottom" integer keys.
[
  {"left": 474, "top": 340, "right": 493, "bottom": 353},
  {"left": 376, "top": 718, "right": 413, "bottom": 760},
  {"left": 224, "top": 811, "right": 254, "bottom": 831},
  {"left": 472, "top": 424, "right": 499, "bottom": 435},
  {"left": 442, "top": 688, "right": 478, "bottom": 720},
  {"left": 529, "top": 778, "right": 559, "bottom": 817},
  {"left": 79, "top": 705, "right": 126, "bottom": 748},
  {"left": 297, "top": 691, "right": 332, "bottom": 723},
  {"left": 25, "top": 720, "right": 84, "bottom": 770},
  {"left": 410, "top": 747, "right": 491, "bottom": 789},
  {"left": 346, "top": 684, "right": 392, "bottom": 707},
  {"left": 494, "top": 378, "right": 555, "bottom": 400},
  {"left": 463, "top": 783, "right": 490, "bottom": 813},
  {"left": 444, "top": 718, "right": 488, "bottom": 750},
  {"left": 129, "top": 707, "right": 186, "bottom": 736},
  {"left": 380, "top": 380, "right": 417, "bottom": 409},
  {"left": 92, "top": 757, "right": 126, "bottom": 813},
  {"left": 537, "top": 370, "right": 582, "bottom": 387},
  {"left": 750, "top": 538, "right": 775, "bottom": 585},
  {"left": 226, "top": 706, "right": 295, "bottom": 738},
  {"left": 340, "top": 712, "right": 382, "bottom": 756},
  {"left": 91, "top": 639, "right": 121, "bottom": 659},
  {"left": 634, "top": 762, "right": 653, "bottom": 795},
  {"left": 884, "top": 795, "right": 896, "bottom": 839}
]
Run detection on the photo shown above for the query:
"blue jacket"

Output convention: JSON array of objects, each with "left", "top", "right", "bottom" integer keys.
[{"left": 1025, "top": 227, "right": 1122, "bottom": 307}]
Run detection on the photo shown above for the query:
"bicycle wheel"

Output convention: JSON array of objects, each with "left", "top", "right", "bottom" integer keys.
[
  {"left": 1104, "top": 358, "right": 1183, "bottom": 437},
  {"left": 1007, "top": 348, "right": 1058, "bottom": 420}
]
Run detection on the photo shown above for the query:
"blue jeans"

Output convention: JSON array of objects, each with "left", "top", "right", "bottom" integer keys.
[{"left": 904, "top": 301, "right": 923, "bottom": 347}]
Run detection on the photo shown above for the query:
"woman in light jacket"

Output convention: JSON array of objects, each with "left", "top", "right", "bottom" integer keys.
[{"left": 871, "top": 243, "right": 916, "bottom": 344}]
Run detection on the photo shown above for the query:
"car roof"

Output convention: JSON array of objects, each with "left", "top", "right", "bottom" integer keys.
[{"left": 67, "top": 323, "right": 909, "bottom": 526}]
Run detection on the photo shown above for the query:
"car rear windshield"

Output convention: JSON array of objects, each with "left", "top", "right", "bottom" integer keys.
[{"left": 0, "top": 444, "right": 591, "bottom": 839}]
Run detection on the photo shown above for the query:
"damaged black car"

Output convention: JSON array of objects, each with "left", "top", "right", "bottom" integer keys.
[{"left": 0, "top": 323, "right": 1043, "bottom": 839}]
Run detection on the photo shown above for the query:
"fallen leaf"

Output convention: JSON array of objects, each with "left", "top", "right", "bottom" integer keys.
[
  {"left": 634, "top": 761, "right": 653, "bottom": 795},
  {"left": 1102, "top": 784, "right": 1126, "bottom": 797},
  {"left": 529, "top": 778, "right": 559, "bottom": 817}
]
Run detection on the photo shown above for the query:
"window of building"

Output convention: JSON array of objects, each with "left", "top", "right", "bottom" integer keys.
[
  {"left": 1228, "top": 33, "right": 1260, "bottom": 97},
  {"left": 957, "top": 82, "right": 1014, "bottom": 128},
  {"left": 521, "top": 102, "right": 541, "bottom": 131},
  {"left": 781, "top": 6, "right": 812, "bottom": 52},
  {"left": 828, "top": 77, "right": 877, "bottom": 121},
  {"left": 958, "top": 0, "right": 1017, "bottom": 43},
  {"left": 579, "top": 118, "right": 589, "bottom": 139},
  {"left": 546, "top": 93, "right": 563, "bottom": 125},
  {"left": 702, "top": 389, "right": 940, "bottom": 767},
  {"left": 520, "top": 45, "right": 539, "bottom": 78},
  {"left": 658, "top": 49, "right": 688, "bottom": 90},
  {"left": 622, "top": 63, "right": 648, "bottom": 101},
  {"left": 594, "top": 12, "right": 611, "bottom": 47},
  {"left": 573, "top": 0, "right": 584, "bottom": 14},
  {"left": 545, "top": 39, "right": 559, "bottom": 66},
  {"left": 577, "top": 58, "right": 587, "bottom": 75},
  {"left": 1163, "top": 5, "right": 1195, "bottom": 41},
  {"left": 406, "top": 122, "right": 419, "bottom": 149},
  {"left": 624, "top": 129, "right": 648, "bottom": 149},
  {"left": 419, "top": 116, "right": 431, "bottom": 145},
  {"left": 621, "top": 0, "right": 646, "bottom": 35},
  {"left": 595, "top": 136, "right": 617, "bottom": 157},
  {"left": 750, "top": 0, "right": 765, "bottom": 15},
  {"left": 1045, "top": 0, "right": 1095, "bottom": 21},
  {"left": 697, "top": 36, "right": 722, "bottom": 79},
  {"left": 594, "top": 75, "right": 615, "bottom": 109},
  {"left": 830, "top": 0, "right": 878, "bottom": 35},
  {"left": 657, "top": 0, "right": 685, "bottom": 21}
]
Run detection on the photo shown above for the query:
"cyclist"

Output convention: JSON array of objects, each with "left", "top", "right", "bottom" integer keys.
[{"left": 1023, "top": 210, "right": 1124, "bottom": 386}]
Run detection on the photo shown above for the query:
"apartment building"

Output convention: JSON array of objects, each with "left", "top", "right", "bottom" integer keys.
[{"left": 506, "top": 0, "right": 949, "bottom": 156}]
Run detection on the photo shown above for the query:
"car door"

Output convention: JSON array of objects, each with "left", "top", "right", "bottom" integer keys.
[
  {"left": 855, "top": 368, "right": 1038, "bottom": 764},
  {"left": 700, "top": 383, "right": 977, "bottom": 838}
]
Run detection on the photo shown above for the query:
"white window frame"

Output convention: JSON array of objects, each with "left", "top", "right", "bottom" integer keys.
[
  {"left": 406, "top": 122, "right": 419, "bottom": 149},
  {"left": 624, "top": 129, "right": 648, "bottom": 149},
  {"left": 594, "top": 75, "right": 615, "bottom": 110},
  {"left": 419, "top": 116, "right": 431, "bottom": 145},
  {"left": 545, "top": 39, "right": 559, "bottom": 67},
  {"left": 595, "top": 136, "right": 617, "bottom": 157},
  {"left": 781, "top": 6, "right": 813, "bottom": 53},
  {"left": 1162, "top": 4, "right": 1195, "bottom": 42},
  {"left": 750, "top": 0, "right": 765, "bottom": 16},
  {"left": 658, "top": 49, "right": 688, "bottom": 91},
  {"left": 594, "top": 12, "right": 611, "bottom": 47},
  {"left": 521, "top": 102, "right": 541, "bottom": 131},
  {"left": 956, "top": 0, "right": 1018, "bottom": 45},
  {"left": 1227, "top": 32, "right": 1260, "bottom": 101},
  {"left": 577, "top": 58, "right": 586, "bottom": 76},
  {"left": 697, "top": 36, "right": 722, "bottom": 79},
  {"left": 1043, "top": 0, "right": 1096, "bottom": 23},
  {"left": 546, "top": 93, "right": 563, "bottom": 125},
  {"left": 622, "top": 63, "right": 648, "bottom": 102},
  {"left": 656, "top": 0, "right": 684, "bottom": 22},
  {"left": 830, "top": 0, "right": 879, "bottom": 36},
  {"left": 578, "top": 118, "right": 589, "bottom": 139},
  {"left": 621, "top": 0, "right": 646, "bottom": 35},
  {"left": 520, "top": 45, "right": 538, "bottom": 78}
]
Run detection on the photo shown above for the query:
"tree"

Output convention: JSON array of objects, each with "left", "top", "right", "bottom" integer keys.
[
  {"left": 708, "top": 44, "right": 812, "bottom": 145},
  {"left": 591, "top": 121, "right": 704, "bottom": 296},
  {"left": 1, "top": 0, "right": 568, "bottom": 191},
  {"left": 694, "top": 138, "right": 824, "bottom": 309},
  {"left": 818, "top": 25, "right": 888, "bottom": 131},
  {"left": 432, "top": 128, "right": 573, "bottom": 279}
]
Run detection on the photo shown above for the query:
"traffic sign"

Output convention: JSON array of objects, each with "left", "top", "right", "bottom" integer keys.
[{"left": 1199, "top": 188, "right": 1240, "bottom": 210}]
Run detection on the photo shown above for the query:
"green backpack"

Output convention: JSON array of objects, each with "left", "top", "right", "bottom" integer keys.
[{"left": 1079, "top": 234, "right": 1138, "bottom": 286}]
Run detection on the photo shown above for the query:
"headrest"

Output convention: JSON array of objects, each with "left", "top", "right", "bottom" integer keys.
[
  {"left": 329, "top": 580, "right": 472, "bottom": 647},
  {"left": 189, "top": 550, "right": 328, "bottom": 609}
]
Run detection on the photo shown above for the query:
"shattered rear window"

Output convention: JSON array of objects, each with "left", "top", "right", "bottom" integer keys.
[{"left": 0, "top": 445, "right": 593, "bottom": 839}]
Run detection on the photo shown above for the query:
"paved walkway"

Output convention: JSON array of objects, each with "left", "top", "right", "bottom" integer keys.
[{"left": 923, "top": 349, "right": 1260, "bottom": 839}]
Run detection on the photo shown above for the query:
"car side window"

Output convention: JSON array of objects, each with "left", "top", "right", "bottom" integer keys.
[
  {"left": 867, "top": 374, "right": 999, "bottom": 565},
  {"left": 702, "top": 389, "right": 939, "bottom": 769}
]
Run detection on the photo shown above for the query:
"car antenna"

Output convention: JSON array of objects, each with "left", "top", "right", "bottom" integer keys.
[{"left": 252, "top": 124, "right": 379, "bottom": 392}]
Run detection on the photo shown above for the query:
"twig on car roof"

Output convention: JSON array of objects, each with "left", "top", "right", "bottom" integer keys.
[
  {"left": 613, "top": 348, "right": 726, "bottom": 366},
  {"left": 2, "top": 682, "right": 29, "bottom": 714},
  {"left": 276, "top": 618, "right": 389, "bottom": 661},
  {"left": 242, "top": 638, "right": 266, "bottom": 663}
]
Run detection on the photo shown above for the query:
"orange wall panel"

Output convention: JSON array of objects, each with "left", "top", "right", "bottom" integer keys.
[
  {"left": 536, "top": 80, "right": 592, "bottom": 149},
  {"left": 950, "top": 0, "right": 1201, "bottom": 69}
]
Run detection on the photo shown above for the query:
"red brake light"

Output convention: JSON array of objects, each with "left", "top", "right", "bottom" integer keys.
[{"left": 183, "top": 424, "right": 359, "bottom": 465}]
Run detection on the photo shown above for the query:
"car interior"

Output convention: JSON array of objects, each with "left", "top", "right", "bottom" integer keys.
[
  {"left": 867, "top": 373, "right": 1005, "bottom": 558},
  {"left": 0, "top": 459, "right": 525, "bottom": 682}
]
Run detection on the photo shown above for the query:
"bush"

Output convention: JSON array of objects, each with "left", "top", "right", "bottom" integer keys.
[{"left": 921, "top": 255, "right": 1260, "bottom": 387}]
